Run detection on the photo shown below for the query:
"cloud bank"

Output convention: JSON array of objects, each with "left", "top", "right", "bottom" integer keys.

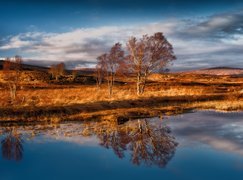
[{"left": 0, "top": 10, "right": 243, "bottom": 71}]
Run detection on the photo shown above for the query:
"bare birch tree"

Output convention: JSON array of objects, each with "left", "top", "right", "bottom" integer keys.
[
  {"left": 96, "top": 53, "right": 107, "bottom": 88},
  {"left": 3, "top": 56, "right": 23, "bottom": 103},
  {"left": 48, "top": 63, "right": 66, "bottom": 80},
  {"left": 71, "top": 69, "right": 78, "bottom": 82},
  {"left": 107, "top": 43, "right": 124, "bottom": 96},
  {"left": 126, "top": 32, "right": 176, "bottom": 95},
  {"left": 96, "top": 43, "right": 124, "bottom": 96}
]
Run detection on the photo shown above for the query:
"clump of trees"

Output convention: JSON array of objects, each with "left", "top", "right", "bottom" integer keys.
[
  {"left": 48, "top": 63, "right": 66, "bottom": 80},
  {"left": 71, "top": 69, "right": 78, "bottom": 82},
  {"left": 3, "top": 56, "right": 23, "bottom": 103},
  {"left": 96, "top": 32, "right": 176, "bottom": 96}
]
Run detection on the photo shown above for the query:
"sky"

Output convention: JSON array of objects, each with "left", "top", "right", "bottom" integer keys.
[{"left": 0, "top": 0, "right": 243, "bottom": 71}]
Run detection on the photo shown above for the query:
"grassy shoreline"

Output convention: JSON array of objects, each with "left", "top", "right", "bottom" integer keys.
[
  {"left": 0, "top": 72, "right": 242, "bottom": 124},
  {"left": 0, "top": 92, "right": 242, "bottom": 124}
]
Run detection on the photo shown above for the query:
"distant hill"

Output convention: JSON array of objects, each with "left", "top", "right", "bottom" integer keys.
[
  {"left": 0, "top": 60, "right": 98, "bottom": 84},
  {"left": 179, "top": 67, "right": 243, "bottom": 76},
  {"left": 73, "top": 68, "right": 96, "bottom": 75},
  {"left": 0, "top": 60, "right": 97, "bottom": 75},
  {"left": 0, "top": 60, "right": 49, "bottom": 72},
  {"left": 77, "top": 67, "right": 243, "bottom": 76},
  {"left": 1, "top": 60, "right": 242, "bottom": 76}
]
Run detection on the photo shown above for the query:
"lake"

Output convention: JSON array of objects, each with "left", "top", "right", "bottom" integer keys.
[{"left": 0, "top": 110, "right": 243, "bottom": 180}]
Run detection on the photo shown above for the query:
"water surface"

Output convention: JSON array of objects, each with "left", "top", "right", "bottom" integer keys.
[{"left": 0, "top": 110, "right": 243, "bottom": 180}]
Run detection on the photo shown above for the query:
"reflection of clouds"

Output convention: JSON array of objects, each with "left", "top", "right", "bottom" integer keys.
[
  {"left": 41, "top": 123, "right": 99, "bottom": 146},
  {"left": 163, "top": 111, "right": 243, "bottom": 156},
  {"left": 199, "top": 135, "right": 243, "bottom": 156},
  {"left": 52, "top": 136, "right": 98, "bottom": 147},
  {"left": 42, "top": 135, "right": 98, "bottom": 147},
  {"left": 0, "top": 124, "right": 99, "bottom": 147}
]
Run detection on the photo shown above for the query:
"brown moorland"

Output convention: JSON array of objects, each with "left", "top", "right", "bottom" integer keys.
[{"left": 0, "top": 61, "right": 242, "bottom": 124}]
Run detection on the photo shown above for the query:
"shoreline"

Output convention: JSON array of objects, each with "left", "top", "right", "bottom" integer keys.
[{"left": 0, "top": 94, "right": 242, "bottom": 124}]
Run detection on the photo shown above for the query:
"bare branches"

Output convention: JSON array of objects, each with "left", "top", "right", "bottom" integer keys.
[
  {"left": 96, "top": 43, "right": 124, "bottom": 97},
  {"left": 3, "top": 56, "right": 23, "bottom": 104},
  {"left": 107, "top": 43, "right": 124, "bottom": 96},
  {"left": 71, "top": 69, "right": 78, "bottom": 82},
  {"left": 96, "top": 53, "right": 108, "bottom": 88},
  {"left": 126, "top": 32, "right": 176, "bottom": 95},
  {"left": 48, "top": 63, "right": 66, "bottom": 81}
]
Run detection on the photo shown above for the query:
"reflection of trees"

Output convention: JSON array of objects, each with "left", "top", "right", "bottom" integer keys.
[
  {"left": 0, "top": 124, "right": 60, "bottom": 162},
  {"left": 0, "top": 119, "right": 178, "bottom": 167},
  {"left": 82, "top": 119, "right": 178, "bottom": 168},
  {"left": 1, "top": 128, "right": 23, "bottom": 161}
]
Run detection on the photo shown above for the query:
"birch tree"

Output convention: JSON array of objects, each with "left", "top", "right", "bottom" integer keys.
[
  {"left": 3, "top": 56, "right": 23, "bottom": 103},
  {"left": 49, "top": 63, "right": 66, "bottom": 80},
  {"left": 96, "top": 43, "right": 124, "bottom": 96},
  {"left": 126, "top": 32, "right": 176, "bottom": 95},
  {"left": 107, "top": 43, "right": 124, "bottom": 96},
  {"left": 96, "top": 53, "right": 107, "bottom": 88}
]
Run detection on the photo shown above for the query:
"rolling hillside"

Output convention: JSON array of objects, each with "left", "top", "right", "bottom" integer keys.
[
  {"left": 0, "top": 60, "right": 49, "bottom": 72},
  {"left": 179, "top": 67, "right": 243, "bottom": 76}
]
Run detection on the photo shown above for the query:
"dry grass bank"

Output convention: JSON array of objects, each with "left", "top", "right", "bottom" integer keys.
[
  {"left": 0, "top": 86, "right": 228, "bottom": 107},
  {"left": 0, "top": 72, "right": 242, "bottom": 123},
  {"left": 0, "top": 84, "right": 242, "bottom": 123}
]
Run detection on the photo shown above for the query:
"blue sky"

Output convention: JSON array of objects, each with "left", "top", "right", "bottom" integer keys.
[{"left": 0, "top": 0, "right": 243, "bottom": 71}]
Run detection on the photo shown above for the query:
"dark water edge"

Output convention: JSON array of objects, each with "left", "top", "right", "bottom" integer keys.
[{"left": 0, "top": 110, "right": 243, "bottom": 180}]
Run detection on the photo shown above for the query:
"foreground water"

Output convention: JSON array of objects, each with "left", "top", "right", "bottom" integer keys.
[{"left": 0, "top": 110, "right": 243, "bottom": 180}]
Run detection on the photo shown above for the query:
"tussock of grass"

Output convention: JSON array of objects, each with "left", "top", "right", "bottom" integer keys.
[{"left": 191, "top": 100, "right": 243, "bottom": 111}]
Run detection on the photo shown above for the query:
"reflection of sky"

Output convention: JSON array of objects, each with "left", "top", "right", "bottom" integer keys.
[
  {"left": 163, "top": 110, "right": 243, "bottom": 156},
  {"left": 1, "top": 111, "right": 243, "bottom": 179}
]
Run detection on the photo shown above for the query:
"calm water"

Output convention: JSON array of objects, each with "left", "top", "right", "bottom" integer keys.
[{"left": 0, "top": 110, "right": 243, "bottom": 180}]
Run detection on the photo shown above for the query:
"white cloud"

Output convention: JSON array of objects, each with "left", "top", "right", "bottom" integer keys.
[
  {"left": 222, "top": 34, "right": 243, "bottom": 45},
  {"left": 0, "top": 12, "right": 243, "bottom": 70},
  {"left": 0, "top": 21, "right": 180, "bottom": 66},
  {"left": 0, "top": 35, "right": 32, "bottom": 50}
]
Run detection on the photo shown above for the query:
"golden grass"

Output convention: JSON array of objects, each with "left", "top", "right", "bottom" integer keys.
[
  {"left": 0, "top": 84, "right": 219, "bottom": 107},
  {"left": 190, "top": 100, "right": 243, "bottom": 111},
  {"left": 0, "top": 73, "right": 242, "bottom": 123}
]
